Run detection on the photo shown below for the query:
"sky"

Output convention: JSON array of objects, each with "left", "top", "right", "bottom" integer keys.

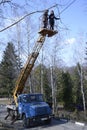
[
  {"left": 60, "top": 0, "right": 87, "bottom": 66},
  {"left": 61, "top": 0, "right": 87, "bottom": 36},
  {"left": 0, "top": 0, "right": 87, "bottom": 67}
]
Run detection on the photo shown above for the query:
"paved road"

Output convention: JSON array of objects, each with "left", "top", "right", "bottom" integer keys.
[
  {"left": 14, "top": 119, "right": 87, "bottom": 130},
  {"left": 0, "top": 104, "right": 87, "bottom": 130}
]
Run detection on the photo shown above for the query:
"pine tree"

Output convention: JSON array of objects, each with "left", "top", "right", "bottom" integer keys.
[
  {"left": 62, "top": 71, "right": 74, "bottom": 111},
  {"left": 43, "top": 67, "right": 52, "bottom": 103},
  {"left": 0, "top": 42, "right": 21, "bottom": 97}
]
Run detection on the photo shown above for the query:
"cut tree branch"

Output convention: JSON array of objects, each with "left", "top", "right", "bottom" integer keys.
[{"left": 0, "top": 4, "right": 58, "bottom": 32}]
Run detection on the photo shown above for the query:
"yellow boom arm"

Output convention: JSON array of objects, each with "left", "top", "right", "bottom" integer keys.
[{"left": 13, "top": 29, "right": 58, "bottom": 106}]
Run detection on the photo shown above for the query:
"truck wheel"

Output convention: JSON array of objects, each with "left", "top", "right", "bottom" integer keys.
[
  {"left": 45, "top": 118, "right": 51, "bottom": 124},
  {"left": 22, "top": 114, "right": 30, "bottom": 128}
]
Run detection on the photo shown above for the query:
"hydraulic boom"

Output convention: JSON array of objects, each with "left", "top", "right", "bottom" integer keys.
[{"left": 13, "top": 29, "right": 58, "bottom": 106}]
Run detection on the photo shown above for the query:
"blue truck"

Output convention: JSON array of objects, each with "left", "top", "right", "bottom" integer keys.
[
  {"left": 5, "top": 28, "right": 57, "bottom": 128},
  {"left": 18, "top": 93, "right": 52, "bottom": 127},
  {"left": 6, "top": 93, "right": 52, "bottom": 128}
]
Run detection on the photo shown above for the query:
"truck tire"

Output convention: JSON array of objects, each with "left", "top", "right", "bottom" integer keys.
[
  {"left": 45, "top": 118, "right": 51, "bottom": 124},
  {"left": 22, "top": 114, "right": 30, "bottom": 128}
]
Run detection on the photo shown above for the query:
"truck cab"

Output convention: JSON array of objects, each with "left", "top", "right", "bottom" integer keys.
[{"left": 17, "top": 93, "right": 52, "bottom": 127}]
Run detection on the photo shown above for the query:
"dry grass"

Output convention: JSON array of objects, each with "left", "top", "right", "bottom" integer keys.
[{"left": 0, "top": 98, "right": 11, "bottom": 105}]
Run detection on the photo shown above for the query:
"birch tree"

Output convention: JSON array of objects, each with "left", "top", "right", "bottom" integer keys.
[{"left": 73, "top": 33, "right": 86, "bottom": 115}]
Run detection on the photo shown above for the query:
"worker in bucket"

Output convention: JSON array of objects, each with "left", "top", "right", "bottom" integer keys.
[
  {"left": 42, "top": 10, "right": 49, "bottom": 28},
  {"left": 49, "top": 10, "right": 60, "bottom": 30}
]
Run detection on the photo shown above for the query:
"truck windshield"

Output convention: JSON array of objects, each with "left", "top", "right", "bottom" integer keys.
[{"left": 22, "top": 95, "right": 44, "bottom": 103}]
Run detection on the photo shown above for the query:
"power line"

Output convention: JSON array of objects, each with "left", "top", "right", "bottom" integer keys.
[{"left": 60, "top": 0, "right": 77, "bottom": 14}]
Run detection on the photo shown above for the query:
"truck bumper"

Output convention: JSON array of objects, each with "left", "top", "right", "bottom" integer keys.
[{"left": 29, "top": 114, "right": 53, "bottom": 122}]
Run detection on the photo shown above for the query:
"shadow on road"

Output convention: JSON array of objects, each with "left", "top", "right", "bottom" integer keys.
[{"left": 15, "top": 118, "right": 69, "bottom": 130}]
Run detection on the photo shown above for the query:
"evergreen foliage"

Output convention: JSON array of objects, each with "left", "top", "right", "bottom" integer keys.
[
  {"left": 42, "top": 67, "right": 52, "bottom": 103},
  {"left": 61, "top": 71, "right": 74, "bottom": 111},
  {"left": 0, "top": 46, "right": 87, "bottom": 112},
  {"left": 0, "top": 42, "right": 20, "bottom": 97}
]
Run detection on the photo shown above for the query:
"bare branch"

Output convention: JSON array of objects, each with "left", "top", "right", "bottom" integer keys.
[
  {"left": 0, "top": 4, "right": 58, "bottom": 32},
  {"left": 0, "top": 0, "right": 11, "bottom": 5}
]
